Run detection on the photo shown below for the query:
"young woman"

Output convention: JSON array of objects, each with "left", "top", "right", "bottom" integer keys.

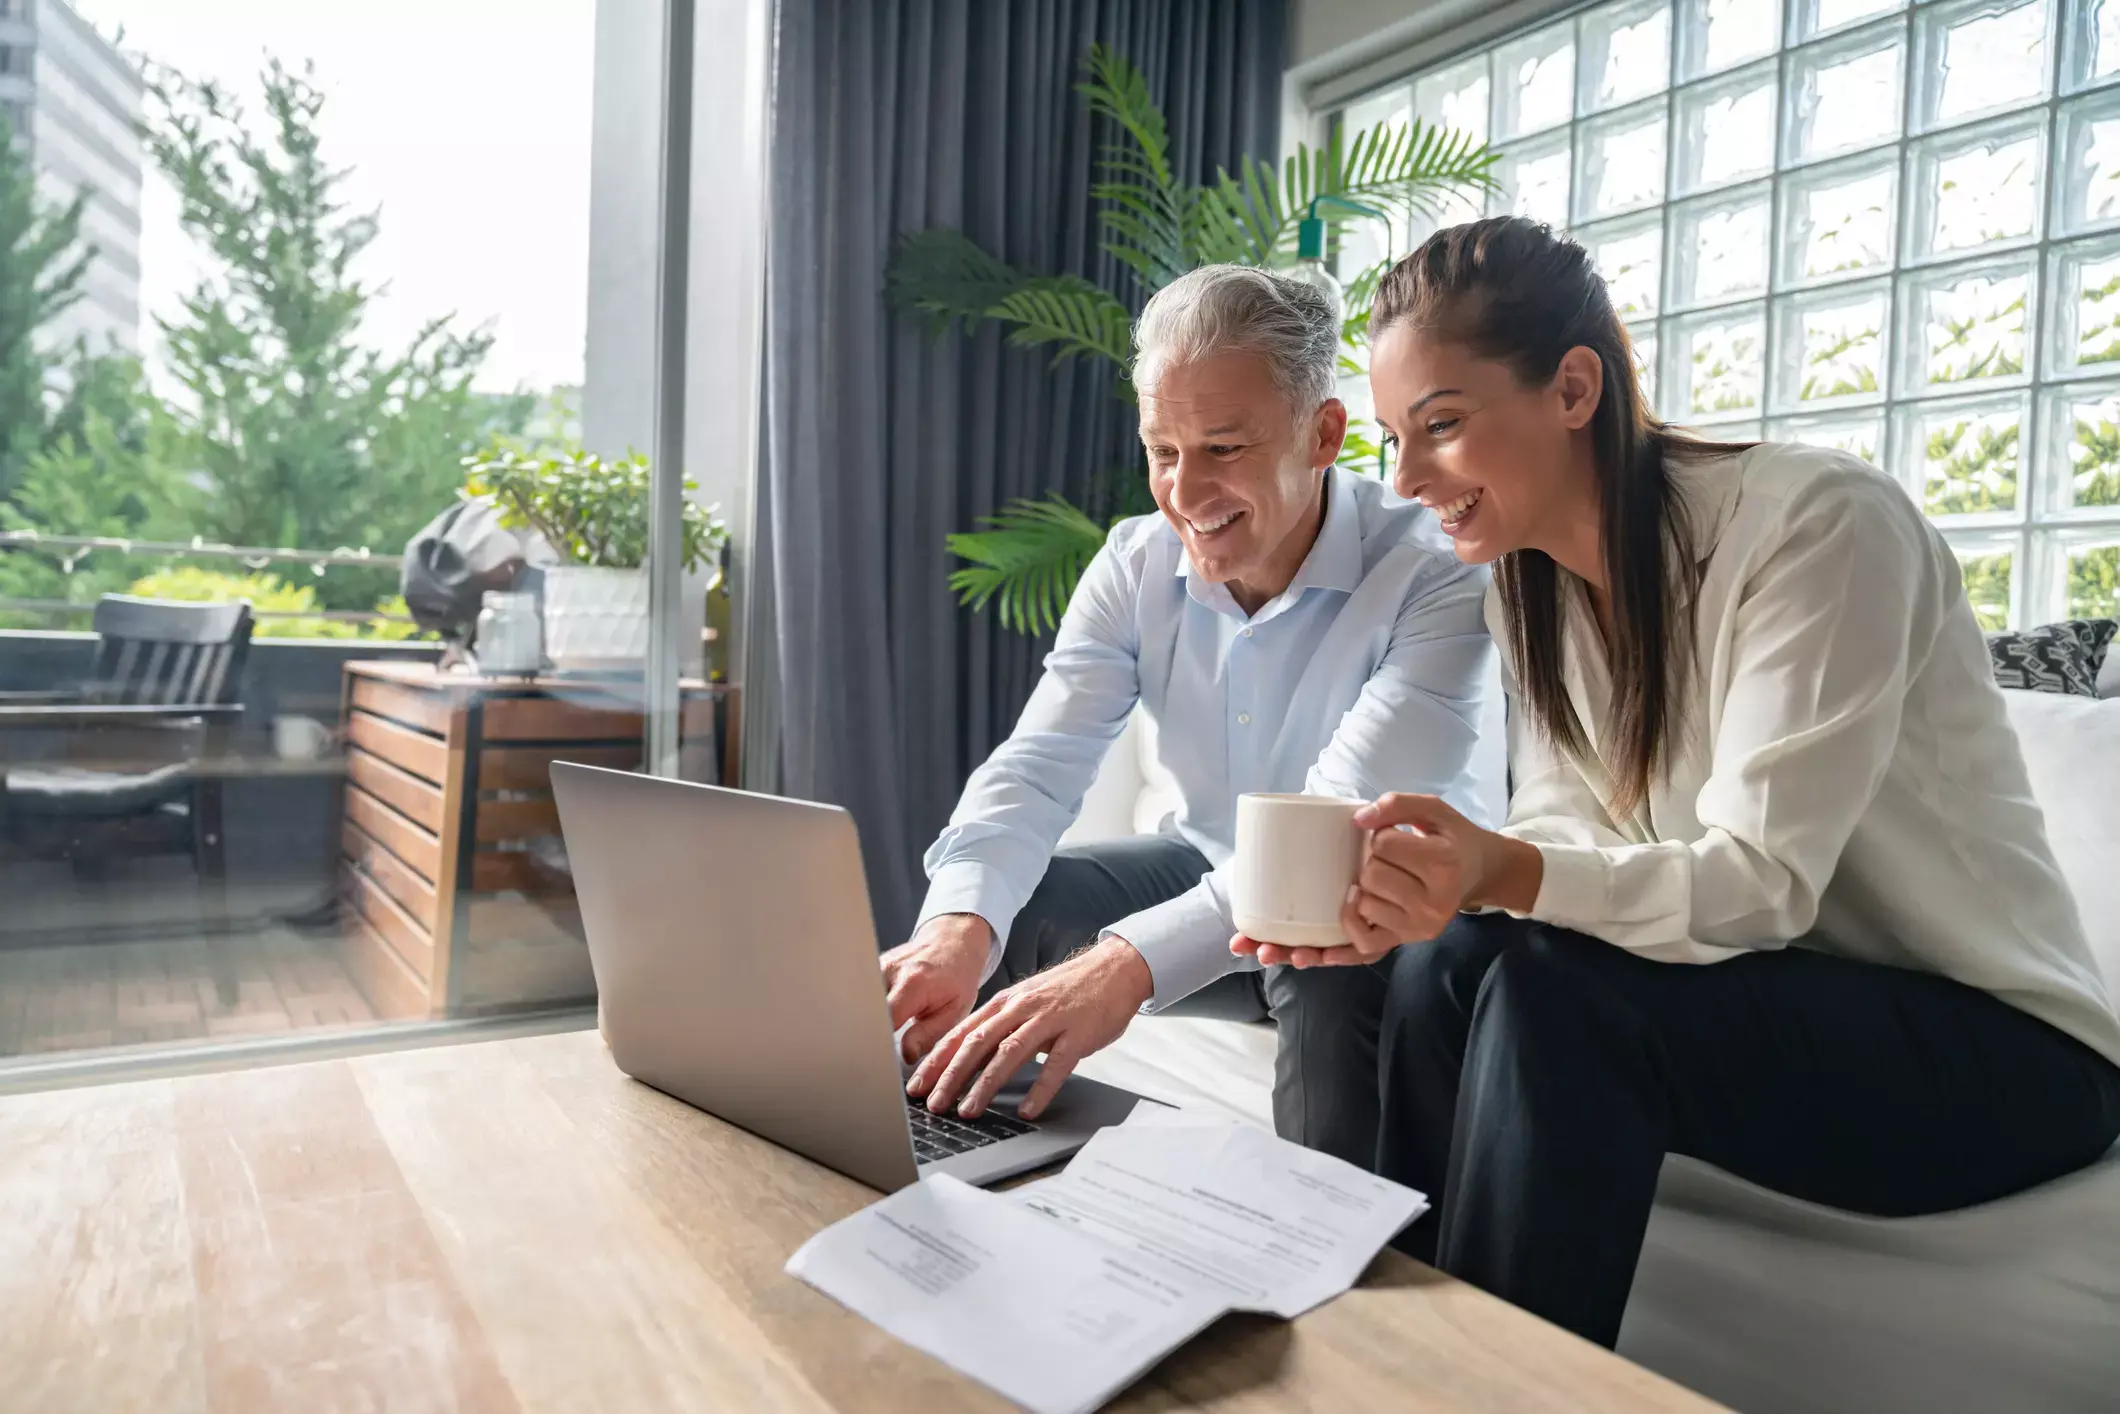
[{"left": 1233, "top": 216, "right": 2120, "bottom": 1348}]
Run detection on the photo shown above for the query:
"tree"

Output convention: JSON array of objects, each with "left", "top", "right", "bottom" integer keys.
[
  {"left": 2076, "top": 267, "right": 2120, "bottom": 368},
  {"left": 2069, "top": 544, "right": 2120, "bottom": 620},
  {"left": 0, "top": 110, "right": 93, "bottom": 502},
  {"left": 1923, "top": 417, "right": 2019, "bottom": 517},
  {"left": 0, "top": 353, "right": 187, "bottom": 618},
  {"left": 1956, "top": 549, "right": 2013, "bottom": 633},
  {"left": 1797, "top": 320, "right": 1882, "bottom": 402},
  {"left": 2071, "top": 411, "right": 2120, "bottom": 509},
  {"left": 144, "top": 60, "right": 525, "bottom": 608},
  {"left": 888, "top": 45, "right": 1496, "bottom": 634}
]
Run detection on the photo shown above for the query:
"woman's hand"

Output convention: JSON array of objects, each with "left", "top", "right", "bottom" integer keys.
[{"left": 1231, "top": 794, "right": 1536, "bottom": 969}]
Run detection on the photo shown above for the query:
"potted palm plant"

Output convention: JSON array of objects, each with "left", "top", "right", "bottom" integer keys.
[
  {"left": 887, "top": 45, "right": 1497, "bottom": 634},
  {"left": 462, "top": 440, "right": 727, "bottom": 670}
]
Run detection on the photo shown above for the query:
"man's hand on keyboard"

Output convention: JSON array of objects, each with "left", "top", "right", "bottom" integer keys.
[
  {"left": 906, "top": 936, "right": 1152, "bottom": 1123},
  {"left": 882, "top": 914, "right": 992, "bottom": 1063}
]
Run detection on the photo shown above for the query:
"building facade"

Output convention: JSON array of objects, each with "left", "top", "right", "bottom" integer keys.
[{"left": 0, "top": 0, "right": 143, "bottom": 356}]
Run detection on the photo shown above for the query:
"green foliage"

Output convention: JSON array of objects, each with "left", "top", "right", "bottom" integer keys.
[
  {"left": 126, "top": 566, "right": 423, "bottom": 640},
  {"left": 1923, "top": 418, "right": 2020, "bottom": 516},
  {"left": 945, "top": 496, "right": 1111, "bottom": 636},
  {"left": 1798, "top": 322, "right": 1882, "bottom": 402},
  {"left": 2071, "top": 414, "right": 2120, "bottom": 508},
  {"left": 886, "top": 44, "right": 1494, "bottom": 633},
  {"left": 462, "top": 439, "right": 726, "bottom": 574},
  {"left": 143, "top": 60, "right": 527, "bottom": 609},
  {"left": 0, "top": 109, "right": 93, "bottom": 502},
  {"left": 1686, "top": 326, "right": 1763, "bottom": 415},
  {"left": 0, "top": 353, "right": 189, "bottom": 619},
  {"left": 2068, "top": 545, "right": 2120, "bottom": 620},
  {"left": 989, "top": 276, "right": 1136, "bottom": 373},
  {"left": 1956, "top": 550, "right": 2013, "bottom": 632},
  {"left": 2077, "top": 269, "right": 2120, "bottom": 367},
  {"left": 1927, "top": 291, "right": 2026, "bottom": 384}
]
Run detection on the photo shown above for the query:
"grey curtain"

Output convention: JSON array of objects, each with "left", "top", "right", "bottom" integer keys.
[{"left": 761, "top": 0, "right": 1291, "bottom": 942}]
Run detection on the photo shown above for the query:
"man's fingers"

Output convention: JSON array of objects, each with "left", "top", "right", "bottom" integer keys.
[
  {"left": 925, "top": 1002, "right": 1022, "bottom": 1113},
  {"left": 899, "top": 1001, "right": 967, "bottom": 1065},
  {"left": 957, "top": 1015, "right": 1061, "bottom": 1118},
  {"left": 884, "top": 971, "right": 924, "bottom": 1031},
  {"left": 1019, "top": 1042, "right": 1082, "bottom": 1120},
  {"left": 908, "top": 993, "right": 1000, "bottom": 1097}
]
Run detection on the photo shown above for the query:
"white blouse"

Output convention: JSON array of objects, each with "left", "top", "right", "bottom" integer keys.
[{"left": 1492, "top": 442, "right": 2120, "bottom": 1068}]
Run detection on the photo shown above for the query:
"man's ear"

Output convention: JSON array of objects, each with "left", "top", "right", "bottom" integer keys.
[
  {"left": 1554, "top": 346, "right": 1604, "bottom": 431},
  {"left": 1311, "top": 397, "right": 1350, "bottom": 469}
]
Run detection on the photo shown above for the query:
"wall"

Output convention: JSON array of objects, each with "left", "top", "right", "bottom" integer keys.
[
  {"left": 1291, "top": 0, "right": 1575, "bottom": 110},
  {"left": 1292, "top": 0, "right": 1446, "bottom": 69}
]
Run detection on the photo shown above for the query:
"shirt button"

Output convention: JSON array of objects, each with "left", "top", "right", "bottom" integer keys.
[
  {"left": 1241, "top": 627, "right": 1254, "bottom": 637},
  {"left": 1237, "top": 712, "right": 1252, "bottom": 726}
]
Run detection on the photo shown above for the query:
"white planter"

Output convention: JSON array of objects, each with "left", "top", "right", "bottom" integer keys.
[{"left": 542, "top": 565, "right": 650, "bottom": 670}]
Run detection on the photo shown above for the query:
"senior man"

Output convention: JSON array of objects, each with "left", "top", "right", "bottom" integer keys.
[{"left": 886, "top": 264, "right": 1493, "bottom": 1166}]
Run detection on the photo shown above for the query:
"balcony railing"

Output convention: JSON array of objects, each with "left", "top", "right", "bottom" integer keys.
[{"left": 0, "top": 529, "right": 418, "bottom": 632}]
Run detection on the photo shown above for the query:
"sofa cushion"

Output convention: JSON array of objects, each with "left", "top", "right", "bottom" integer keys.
[
  {"left": 2000, "top": 689, "right": 2120, "bottom": 987},
  {"left": 1987, "top": 618, "right": 2117, "bottom": 697}
]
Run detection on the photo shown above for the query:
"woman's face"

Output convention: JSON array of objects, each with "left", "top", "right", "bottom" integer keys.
[{"left": 1368, "top": 322, "right": 1603, "bottom": 566}]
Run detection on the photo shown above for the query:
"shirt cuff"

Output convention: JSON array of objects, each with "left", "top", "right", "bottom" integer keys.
[
  {"left": 916, "top": 862, "right": 1022, "bottom": 984},
  {"left": 1102, "top": 882, "right": 1249, "bottom": 1012},
  {"left": 1521, "top": 841, "right": 1611, "bottom": 929}
]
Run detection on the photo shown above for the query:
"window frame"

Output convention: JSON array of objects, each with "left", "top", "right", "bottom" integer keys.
[{"left": 1333, "top": 0, "right": 2120, "bottom": 628}]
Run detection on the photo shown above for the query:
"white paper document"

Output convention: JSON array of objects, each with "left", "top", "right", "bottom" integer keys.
[
  {"left": 1010, "top": 1120, "right": 1428, "bottom": 1319},
  {"left": 785, "top": 1117, "right": 1427, "bottom": 1414},
  {"left": 785, "top": 1171, "right": 1227, "bottom": 1414}
]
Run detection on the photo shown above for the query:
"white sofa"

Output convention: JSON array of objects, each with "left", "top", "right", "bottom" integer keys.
[{"left": 1066, "top": 659, "right": 2120, "bottom": 1414}]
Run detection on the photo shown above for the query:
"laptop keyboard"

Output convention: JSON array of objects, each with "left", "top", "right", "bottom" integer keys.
[{"left": 905, "top": 1094, "right": 1038, "bottom": 1164}]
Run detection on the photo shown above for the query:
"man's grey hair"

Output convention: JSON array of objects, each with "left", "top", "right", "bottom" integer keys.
[{"left": 1131, "top": 264, "right": 1339, "bottom": 414}]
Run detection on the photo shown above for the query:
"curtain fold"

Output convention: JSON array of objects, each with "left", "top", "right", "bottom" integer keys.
[{"left": 762, "top": 0, "right": 1291, "bottom": 942}]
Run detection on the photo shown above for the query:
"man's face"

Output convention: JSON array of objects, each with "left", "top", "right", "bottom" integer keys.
[{"left": 1137, "top": 352, "right": 1346, "bottom": 601}]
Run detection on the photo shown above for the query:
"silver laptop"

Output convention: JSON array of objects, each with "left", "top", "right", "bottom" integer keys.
[{"left": 550, "top": 764, "right": 1147, "bottom": 1191}]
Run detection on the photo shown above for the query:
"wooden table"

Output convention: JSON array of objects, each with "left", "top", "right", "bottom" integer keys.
[
  {"left": 335, "top": 662, "right": 735, "bottom": 1023},
  {"left": 0, "top": 1030, "right": 1723, "bottom": 1413}
]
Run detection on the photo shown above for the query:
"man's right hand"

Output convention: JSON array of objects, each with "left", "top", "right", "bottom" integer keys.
[{"left": 881, "top": 914, "right": 993, "bottom": 1063}]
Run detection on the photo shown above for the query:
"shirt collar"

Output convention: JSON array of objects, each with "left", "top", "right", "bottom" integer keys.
[{"left": 1174, "top": 467, "right": 1365, "bottom": 602}]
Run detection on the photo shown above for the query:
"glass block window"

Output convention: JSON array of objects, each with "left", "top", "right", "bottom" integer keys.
[{"left": 1335, "top": 0, "right": 2120, "bottom": 628}]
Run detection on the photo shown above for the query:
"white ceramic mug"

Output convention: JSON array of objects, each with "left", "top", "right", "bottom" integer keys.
[
  {"left": 272, "top": 714, "right": 333, "bottom": 761},
  {"left": 1230, "top": 793, "right": 1366, "bottom": 948}
]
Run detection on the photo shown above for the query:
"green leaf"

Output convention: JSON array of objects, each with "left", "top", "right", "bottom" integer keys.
[
  {"left": 945, "top": 495, "right": 1112, "bottom": 636},
  {"left": 1077, "top": 45, "right": 1173, "bottom": 188},
  {"left": 988, "top": 276, "right": 1135, "bottom": 373},
  {"left": 1078, "top": 46, "right": 1188, "bottom": 292},
  {"left": 884, "top": 229, "right": 1037, "bottom": 333},
  {"left": 1196, "top": 116, "right": 1498, "bottom": 269},
  {"left": 1339, "top": 257, "right": 1393, "bottom": 349}
]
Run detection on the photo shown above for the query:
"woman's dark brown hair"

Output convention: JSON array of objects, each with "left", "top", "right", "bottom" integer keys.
[{"left": 1370, "top": 216, "right": 1743, "bottom": 816}]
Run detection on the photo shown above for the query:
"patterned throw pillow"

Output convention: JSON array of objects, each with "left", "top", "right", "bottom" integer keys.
[{"left": 1986, "top": 619, "right": 2119, "bottom": 697}]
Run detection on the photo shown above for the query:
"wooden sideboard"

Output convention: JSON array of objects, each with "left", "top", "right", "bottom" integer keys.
[{"left": 335, "top": 661, "right": 734, "bottom": 1021}]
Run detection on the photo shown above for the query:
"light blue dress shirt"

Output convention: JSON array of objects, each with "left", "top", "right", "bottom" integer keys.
[{"left": 917, "top": 468, "right": 1495, "bottom": 1009}]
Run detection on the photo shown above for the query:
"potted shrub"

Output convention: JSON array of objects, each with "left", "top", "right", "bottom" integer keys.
[{"left": 462, "top": 440, "right": 726, "bottom": 670}]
